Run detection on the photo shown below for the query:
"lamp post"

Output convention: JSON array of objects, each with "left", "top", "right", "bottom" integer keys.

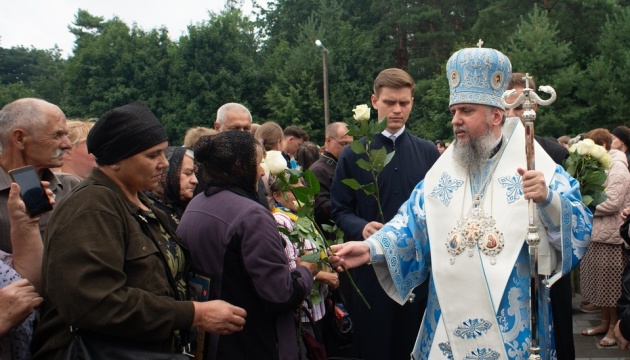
[{"left": 315, "top": 39, "right": 330, "bottom": 129}]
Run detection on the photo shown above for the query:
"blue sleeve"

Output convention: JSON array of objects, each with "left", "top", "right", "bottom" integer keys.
[{"left": 370, "top": 181, "right": 431, "bottom": 301}]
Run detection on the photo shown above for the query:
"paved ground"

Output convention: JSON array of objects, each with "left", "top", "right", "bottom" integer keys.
[{"left": 573, "top": 294, "right": 630, "bottom": 359}]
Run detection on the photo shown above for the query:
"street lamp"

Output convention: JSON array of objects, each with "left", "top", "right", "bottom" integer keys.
[{"left": 315, "top": 39, "right": 330, "bottom": 129}]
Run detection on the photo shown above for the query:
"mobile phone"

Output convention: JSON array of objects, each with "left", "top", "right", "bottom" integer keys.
[{"left": 8, "top": 165, "right": 53, "bottom": 217}]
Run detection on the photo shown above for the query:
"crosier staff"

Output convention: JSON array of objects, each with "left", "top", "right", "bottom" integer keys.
[{"left": 501, "top": 73, "right": 556, "bottom": 360}]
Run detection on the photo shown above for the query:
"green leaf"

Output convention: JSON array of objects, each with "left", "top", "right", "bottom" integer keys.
[
  {"left": 303, "top": 170, "right": 320, "bottom": 194},
  {"left": 293, "top": 186, "right": 314, "bottom": 202},
  {"left": 288, "top": 173, "right": 300, "bottom": 185},
  {"left": 342, "top": 178, "right": 362, "bottom": 190},
  {"left": 369, "top": 147, "right": 388, "bottom": 171},
  {"left": 350, "top": 140, "right": 366, "bottom": 154},
  {"left": 300, "top": 252, "right": 321, "bottom": 262},
  {"left": 309, "top": 291, "right": 322, "bottom": 305},
  {"left": 362, "top": 183, "right": 376, "bottom": 195},
  {"left": 359, "top": 120, "right": 370, "bottom": 134},
  {"left": 356, "top": 158, "right": 372, "bottom": 171},
  {"left": 374, "top": 117, "right": 388, "bottom": 133},
  {"left": 384, "top": 151, "right": 396, "bottom": 167},
  {"left": 278, "top": 227, "right": 291, "bottom": 237},
  {"left": 346, "top": 123, "right": 362, "bottom": 137}
]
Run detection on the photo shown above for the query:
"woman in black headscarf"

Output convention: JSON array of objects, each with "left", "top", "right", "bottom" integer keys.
[
  {"left": 177, "top": 131, "right": 317, "bottom": 360},
  {"left": 31, "top": 102, "right": 246, "bottom": 360},
  {"left": 146, "top": 146, "right": 198, "bottom": 230}
]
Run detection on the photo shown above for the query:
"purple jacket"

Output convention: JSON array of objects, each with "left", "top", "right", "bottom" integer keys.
[{"left": 177, "top": 188, "right": 313, "bottom": 360}]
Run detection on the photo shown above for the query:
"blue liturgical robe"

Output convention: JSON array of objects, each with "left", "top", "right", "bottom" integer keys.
[{"left": 365, "top": 118, "right": 592, "bottom": 359}]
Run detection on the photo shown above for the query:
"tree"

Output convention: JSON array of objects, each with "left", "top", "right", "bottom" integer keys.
[
  {"left": 62, "top": 10, "right": 174, "bottom": 122},
  {"left": 0, "top": 83, "right": 37, "bottom": 107},
  {"left": 0, "top": 46, "right": 66, "bottom": 105},
  {"left": 576, "top": 7, "right": 630, "bottom": 130},
  {"left": 503, "top": 5, "right": 580, "bottom": 137},
  {"left": 410, "top": 71, "right": 451, "bottom": 142},
  {"left": 164, "top": 9, "right": 262, "bottom": 142}
]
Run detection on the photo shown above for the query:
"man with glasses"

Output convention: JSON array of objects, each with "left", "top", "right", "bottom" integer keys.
[{"left": 310, "top": 122, "right": 352, "bottom": 238}]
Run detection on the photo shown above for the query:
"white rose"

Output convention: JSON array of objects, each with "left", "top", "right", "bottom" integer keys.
[
  {"left": 264, "top": 150, "right": 287, "bottom": 175},
  {"left": 260, "top": 162, "right": 269, "bottom": 176},
  {"left": 601, "top": 153, "right": 612, "bottom": 169},
  {"left": 352, "top": 104, "right": 371, "bottom": 121},
  {"left": 576, "top": 139, "right": 594, "bottom": 156},
  {"left": 589, "top": 144, "right": 607, "bottom": 160}
]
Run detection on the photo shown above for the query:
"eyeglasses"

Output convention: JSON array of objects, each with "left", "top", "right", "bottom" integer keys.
[{"left": 330, "top": 137, "right": 351, "bottom": 147}]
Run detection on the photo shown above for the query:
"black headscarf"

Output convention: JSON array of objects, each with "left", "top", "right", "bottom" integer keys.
[
  {"left": 87, "top": 102, "right": 168, "bottom": 165},
  {"left": 146, "top": 146, "right": 190, "bottom": 216},
  {"left": 194, "top": 131, "right": 258, "bottom": 200}
]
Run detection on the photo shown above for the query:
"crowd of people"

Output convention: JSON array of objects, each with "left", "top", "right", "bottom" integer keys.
[{"left": 5, "top": 43, "right": 630, "bottom": 360}]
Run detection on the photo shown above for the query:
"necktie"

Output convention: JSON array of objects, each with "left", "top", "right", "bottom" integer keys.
[{"left": 390, "top": 135, "right": 396, "bottom": 149}]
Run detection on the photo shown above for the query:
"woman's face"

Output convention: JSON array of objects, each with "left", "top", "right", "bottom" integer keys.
[
  {"left": 612, "top": 135, "right": 627, "bottom": 152},
  {"left": 256, "top": 148, "right": 265, "bottom": 180},
  {"left": 64, "top": 140, "right": 97, "bottom": 179},
  {"left": 179, "top": 155, "right": 198, "bottom": 202},
  {"left": 117, "top": 142, "right": 169, "bottom": 193}
]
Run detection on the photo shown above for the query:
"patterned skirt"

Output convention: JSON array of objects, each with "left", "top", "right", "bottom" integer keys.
[{"left": 580, "top": 241, "right": 627, "bottom": 307}]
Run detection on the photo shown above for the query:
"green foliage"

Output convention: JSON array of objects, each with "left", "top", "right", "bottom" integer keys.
[
  {"left": 343, "top": 113, "right": 393, "bottom": 222},
  {"left": 0, "top": 83, "right": 38, "bottom": 107},
  {"left": 575, "top": 7, "right": 630, "bottom": 131},
  {"left": 273, "top": 166, "right": 370, "bottom": 308},
  {"left": 62, "top": 14, "right": 174, "bottom": 121},
  {"left": 3, "top": 0, "right": 630, "bottom": 144},
  {"left": 563, "top": 143, "right": 610, "bottom": 206},
  {"left": 165, "top": 8, "right": 262, "bottom": 142},
  {"left": 411, "top": 71, "right": 451, "bottom": 142},
  {"left": 0, "top": 46, "right": 65, "bottom": 105}
]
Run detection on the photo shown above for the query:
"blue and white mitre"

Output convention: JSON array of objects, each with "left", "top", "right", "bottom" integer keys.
[{"left": 446, "top": 44, "right": 512, "bottom": 109}]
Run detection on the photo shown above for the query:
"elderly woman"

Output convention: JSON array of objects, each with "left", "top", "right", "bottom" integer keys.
[
  {"left": 30, "top": 102, "right": 246, "bottom": 360},
  {"left": 177, "top": 131, "right": 316, "bottom": 360},
  {"left": 580, "top": 128, "right": 630, "bottom": 347},
  {"left": 145, "top": 147, "right": 198, "bottom": 230},
  {"left": 57, "top": 120, "right": 97, "bottom": 180}
]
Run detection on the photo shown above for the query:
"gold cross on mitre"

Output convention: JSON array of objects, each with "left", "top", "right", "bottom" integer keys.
[{"left": 477, "top": 39, "right": 484, "bottom": 48}]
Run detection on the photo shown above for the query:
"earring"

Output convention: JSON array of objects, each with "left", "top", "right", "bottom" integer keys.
[{"left": 111, "top": 164, "right": 120, "bottom": 171}]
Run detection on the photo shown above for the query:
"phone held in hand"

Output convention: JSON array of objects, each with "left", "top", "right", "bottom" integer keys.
[{"left": 8, "top": 165, "right": 53, "bottom": 217}]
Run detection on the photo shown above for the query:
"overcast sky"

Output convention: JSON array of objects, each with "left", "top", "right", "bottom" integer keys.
[{"left": 0, "top": 0, "right": 265, "bottom": 57}]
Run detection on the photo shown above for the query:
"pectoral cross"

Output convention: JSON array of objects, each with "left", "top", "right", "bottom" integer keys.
[{"left": 464, "top": 219, "right": 481, "bottom": 244}]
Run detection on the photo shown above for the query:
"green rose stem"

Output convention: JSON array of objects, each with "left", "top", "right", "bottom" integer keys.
[
  {"left": 342, "top": 116, "right": 393, "bottom": 224},
  {"left": 278, "top": 170, "right": 371, "bottom": 309},
  {"left": 287, "top": 187, "right": 371, "bottom": 310},
  {"left": 325, "top": 245, "right": 371, "bottom": 310},
  {"left": 364, "top": 140, "right": 386, "bottom": 224}
]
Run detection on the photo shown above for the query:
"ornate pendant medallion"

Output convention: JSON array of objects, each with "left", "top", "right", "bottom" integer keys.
[{"left": 446, "top": 205, "right": 504, "bottom": 265}]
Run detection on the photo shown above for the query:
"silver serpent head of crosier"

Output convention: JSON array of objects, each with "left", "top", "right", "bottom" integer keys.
[{"left": 501, "top": 73, "right": 557, "bottom": 126}]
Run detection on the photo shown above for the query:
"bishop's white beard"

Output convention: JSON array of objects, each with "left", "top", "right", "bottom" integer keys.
[{"left": 452, "top": 119, "right": 496, "bottom": 175}]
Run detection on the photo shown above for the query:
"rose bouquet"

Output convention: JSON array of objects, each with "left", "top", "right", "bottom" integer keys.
[
  {"left": 342, "top": 104, "right": 395, "bottom": 223},
  {"left": 563, "top": 138, "right": 611, "bottom": 207},
  {"left": 262, "top": 151, "right": 370, "bottom": 308}
]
